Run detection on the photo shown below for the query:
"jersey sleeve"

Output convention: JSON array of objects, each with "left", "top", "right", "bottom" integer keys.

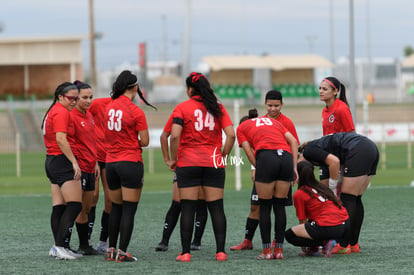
[
  {"left": 219, "top": 105, "right": 233, "bottom": 129},
  {"left": 338, "top": 105, "right": 355, "bottom": 132},
  {"left": 284, "top": 119, "right": 300, "bottom": 145},
  {"left": 53, "top": 109, "right": 70, "bottom": 133},
  {"left": 293, "top": 189, "right": 308, "bottom": 221},
  {"left": 163, "top": 114, "right": 173, "bottom": 133},
  {"left": 303, "top": 142, "right": 330, "bottom": 166},
  {"left": 134, "top": 107, "right": 148, "bottom": 132},
  {"left": 236, "top": 123, "right": 248, "bottom": 146}
]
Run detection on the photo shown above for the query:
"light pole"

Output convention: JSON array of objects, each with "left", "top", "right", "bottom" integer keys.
[
  {"left": 349, "top": 0, "right": 357, "bottom": 123},
  {"left": 89, "top": 0, "right": 97, "bottom": 89}
]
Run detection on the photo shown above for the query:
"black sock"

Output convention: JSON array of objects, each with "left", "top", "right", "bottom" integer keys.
[
  {"left": 50, "top": 204, "right": 66, "bottom": 244},
  {"left": 273, "top": 197, "right": 287, "bottom": 246},
  {"left": 161, "top": 201, "right": 181, "bottom": 245},
  {"left": 351, "top": 195, "right": 364, "bottom": 245},
  {"left": 76, "top": 222, "right": 89, "bottom": 247},
  {"left": 180, "top": 199, "right": 197, "bottom": 254},
  {"left": 259, "top": 198, "right": 272, "bottom": 248},
  {"left": 99, "top": 210, "right": 110, "bottom": 242},
  {"left": 56, "top": 202, "right": 82, "bottom": 248},
  {"left": 340, "top": 193, "right": 358, "bottom": 247},
  {"left": 87, "top": 206, "right": 96, "bottom": 242},
  {"left": 244, "top": 218, "right": 259, "bottom": 241},
  {"left": 108, "top": 202, "right": 122, "bottom": 248},
  {"left": 207, "top": 199, "right": 226, "bottom": 253},
  {"left": 192, "top": 200, "right": 207, "bottom": 245},
  {"left": 118, "top": 201, "right": 138, "bottom": 252},
  {"left": 285, "top": 229, "right": 322, "bottom": 247}
]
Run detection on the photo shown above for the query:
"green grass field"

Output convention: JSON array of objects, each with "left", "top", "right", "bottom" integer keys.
[{"left": 0, "top": 147, "right": 414, "bottom": 274}]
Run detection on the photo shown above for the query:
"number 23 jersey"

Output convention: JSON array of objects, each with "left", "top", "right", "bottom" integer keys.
[
  {"left": 104, "top": 95, "right": 148, "bottom": 163},
  {"left": 171, "top": 96, "right": 233, "bottom": 168}
]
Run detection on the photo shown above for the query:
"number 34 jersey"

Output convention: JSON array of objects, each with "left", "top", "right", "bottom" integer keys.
[
  {"left": 171, "top": 96, "right": 233, "bottom": 168},
  {"left": 104, "top": 95, "right": 148, "bottom": 163}
]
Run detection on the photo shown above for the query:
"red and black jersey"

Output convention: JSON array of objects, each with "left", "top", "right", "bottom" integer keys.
[
  {"left": 67, "top": 107, "right": 97, "bottom": 173},
  {"left": 264, "top": 113, "right": 300, "bottom": 145},
  {"left": 104, "top": 95, "right": 148, "bottom": 163},
  {"left": 171, "top": 96, "right": 233, "bottom": 168},
  {"left": 89, "top": 97, "right": 111, "bottom": 162},
  {"left": 322, "top": 99, "right": 355, "bottom": 136},
  {"left": 293, "top": 186, "right": 349, "bottom": 226},
  {"left": 43, "top": 103, "right": 72, "bottom": 156},
  {"left": 237, "top": 117, "right": 291, "bottom": 155}
]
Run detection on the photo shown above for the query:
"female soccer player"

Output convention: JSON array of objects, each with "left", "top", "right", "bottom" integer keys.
[
  {"left": 319, "top": 76, "right": 355, "bottom": 136},
  {"left": 104, "top": 70, "right": 155, "bottom": 262},
  {"left": 67, "top": 80, "right": 100, "bottom": 255},
  {"left": 285, "top": 160, "right": 348, "bottom": 257},
  {"left": 237, "top": 108, "right": 298, "bottom": 260},
  {"left": 169, "top": 72, "right": 235, "bottom": 262},
  {"left": 88, "top": 96, "right": 112, "bottom": 253},
  {"left": 300, "top": 132, "right": 379, "bottom": 255},
  {"left": 155, "top": 114, "right": 208, "bottom": 252},
  {"left": 42, "top": 82, "right": 83, "bottom": 260},
  {"left": 231, "top": 90, "right": 300, "bottom": 251}
]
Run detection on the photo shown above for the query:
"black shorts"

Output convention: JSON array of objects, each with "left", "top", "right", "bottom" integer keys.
[
  {"left": 45, "top": 154, "right": 75, "bottom": 187},
  {"left": 176, "top": 167, "right": 225, "bottom": 188},
  {"left": 172, "top": 172, "right": 177, "bottom": 183},
  {"left": 305, "top": 220, "right": 347, "bottom": 241},
  {"left": 105, "top": 161, "right": 144, "bottom": 190},
  {"left": 255, "top": 150, "right": 294, "bottom": 183},
  {"left": 81, "top": 171, "right": 95, "bottom": 191},
  {"left": 319, "top": 165, "right": 329, "bottom": 181},
  {"left": 343, "top": 140, "right": 379, "bottom": 177},
  {"left": 98, "top": 161, "right": 106, "bottom": 170}
]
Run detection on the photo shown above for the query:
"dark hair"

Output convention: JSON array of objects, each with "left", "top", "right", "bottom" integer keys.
[
  {"left": 239, "top": 108, "right": 258, "bottom": 124},
  {"left": 41, "top": 82, "right": 78, "bottom": 129},
  {"left": 111, "top": 70, "right": 156, "bottom": 109},
  {"left": 186, "top": 72, "right": 222, "bottom": 118},
  {"left": 73, "top": 80, "right": 91, "bottom": 90},
  {"left": 297, "top": 160, "right": 343, "bottom": 209},
  {"left": 265, "top": 89, "right": 283, "bottom": 103},
  {"left": 323, "top": 76, "right": 348, "bottom": 106}
]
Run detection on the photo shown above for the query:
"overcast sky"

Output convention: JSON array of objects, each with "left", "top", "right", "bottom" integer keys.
[{"left": 1, "top": 0, "right": 413, "bottom": 71}]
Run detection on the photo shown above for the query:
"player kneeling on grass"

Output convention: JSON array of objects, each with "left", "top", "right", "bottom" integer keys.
[{"left": 285, "top": 160, "right": 349, "bottom": 257}]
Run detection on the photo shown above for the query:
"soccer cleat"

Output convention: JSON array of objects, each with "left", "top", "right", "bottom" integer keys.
[
  {"left": 216, "top": 252, "right": 227, "bottom": 261},
  {"left": 256, "top": 248, "right": 274, "bottom": 260},
  {"left": 49, "top": 245, "right": 57, "bottom": 257},
  {"left": 331, "top": 243, "right": 351, "bottom": 255},
  {"left": 96, "top": 241, "right": 108, "bottom": 254},
  {"left": 273, "top": 247, "right": 283, "bottom": 259},
  {"left": 270, "top": 238, "right": 276, "bottom": 249},
  {"left": 230, "top": 239, "right": 253, "bottom": 250},
  {"left": 298, "top": 246, "right": 320, "bottom": 257},
  {"left": 176, "top": 252, "right": 191, "bottom": 262},
  {"left": 77, "top": 245, "right": 101, "bottom": 255},
  {"left": 190, "top": 243, "right": 201, "bottom": 251},
  {"left": 350, "top": 243, "right": 360, "bottom": 253},
  {"left": 115, "top": 249, "right": 138, "bottom": 262},
  {"left": 65, "top": 247, "right": 83, "bottom": 258},
  {"left": 155, "top": 242, "right": 169, "bottom": 252},
  {"left": 54, "top": 246, "right": 77, "bottom": 260},
  {"left": 322, "top": 240, "right": 336, "bottom": 257},
  {"left": 105, "top": 247, "right": 116, "bottom": 261}
]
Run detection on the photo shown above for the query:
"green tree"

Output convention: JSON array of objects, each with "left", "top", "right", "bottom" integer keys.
[{"left": 404, "top": 46, "right": 414, "bottom": 57}]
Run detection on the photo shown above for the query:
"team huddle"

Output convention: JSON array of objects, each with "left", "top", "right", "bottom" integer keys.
[{"left": 42, "top": 71, "right": 379, "bottom": 262}]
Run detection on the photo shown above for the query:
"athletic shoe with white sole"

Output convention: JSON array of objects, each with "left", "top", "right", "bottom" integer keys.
[
  {"left": 96, "top": 241, "right": 108, "bottom": 254},
  {"left": 49, "top": 245, "right": 57, "bottom": 257},
  {"left": 105, "top": 247, "right": 116, "bottom": 261},
  {"left": 65, "top": 247, "right": 83, "bottom": 258},
  {"left": 115, "top": 249, "right": 137, "bottom": 262},
  {"left": 54, "top": 246, "right": 77, "bottom": 260}
]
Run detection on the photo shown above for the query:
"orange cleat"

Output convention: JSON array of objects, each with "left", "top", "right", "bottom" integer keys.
[
  {"left": 350, "top": 243, "right": 360, "bottom": 253},
  {"left": 230, "top": 239, "right": 253, "bottom": 250},
  {"left": 256, "top": 248, "right": 274, "bottom": 260},
  {"left": 216, "top": 252, "right": 227, "bottom": 261},
  {"left": 273, "top": 247, "right": 283, "bottom": 259},
  {"left": 176, "top": 252, "right": 191, "bottom": 262},
  {"left": 331, "top": 243, "right": 351, "bottom": 255}
]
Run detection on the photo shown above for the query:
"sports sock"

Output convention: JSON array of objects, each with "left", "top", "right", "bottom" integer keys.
[
  {"left": 76, "top": 222, "right": 89, "bottom": 247},
  {"left": 161, "top": 200, "right": 181, "bottom": 245},
  {"left": 273, "top": 197, "right": 287, "bottom": 246},
  {"left": 259, "top": 198, "right": 272, "bottom": 248},
  {"left": 50, "top": 204, "right": 66, "bottom": 243},
  {"left": 87, "top": 206, "right": 96, "bottom": 242},
  {"left": 118, "top": 201, "right": 138, "bottom": 252},
  {"left": 285, "top": 229, "right": 322, "bottom": 247},
  {"left": 340, "top": 193, "right": 358, "bottom": 247},
  {"left": 180, "top": 199, "right": 197, "bottom": 254},
  {"left": 192, "top": 199, "right": 207, "bottom": 245},
  {"left": 245, "top": 217, "right": 259, "bottom": 241},
  {"left": 207, "top": 199, "right": 226, "bottom": 253},
  {"left": 351, "top": 195, "right": 364, "bottom": 245},
  {"left": 108, "top": 202, "right": 122, "bottom": 248},
  {"left": 99, "top": 210, "right": 110, "bottom": 242},
  {"left": 56, "top": 201, "right": 82, "bottom": 248}
]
